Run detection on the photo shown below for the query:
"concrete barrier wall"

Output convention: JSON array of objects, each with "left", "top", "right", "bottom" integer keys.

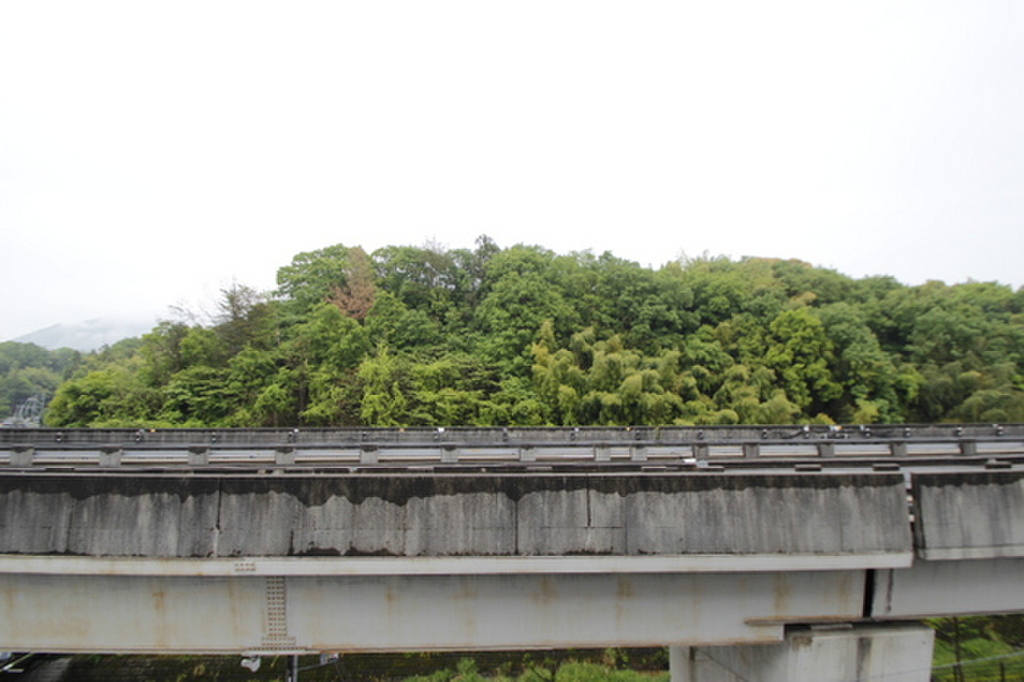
[
  {"left": 0, "top": 472, "right": 911, "bottom": 559},
  {"left": 913, "top": 470, "right": 1024, "bottom": 559}
]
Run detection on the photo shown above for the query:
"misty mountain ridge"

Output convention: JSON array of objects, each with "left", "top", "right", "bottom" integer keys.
[{"left": 13, "top": 317, "right": 156, "bottom": 352}]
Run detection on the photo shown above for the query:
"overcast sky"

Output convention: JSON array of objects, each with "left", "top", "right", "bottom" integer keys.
[{"left": 2, "top": 2, "right": 1023, "bottom": 342}]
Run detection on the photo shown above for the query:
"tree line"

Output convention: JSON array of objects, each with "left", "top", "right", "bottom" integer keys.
[
  {"left": 0, "top": 342, "right": 80, "bottom": 424},
  {"left": 24, "top": 237, "right": 1024, "bottom": 428}
]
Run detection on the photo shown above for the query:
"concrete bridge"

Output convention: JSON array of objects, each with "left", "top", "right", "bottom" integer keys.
[{"left": 1, "top": 425, "right": 1023, "bottom": 681}]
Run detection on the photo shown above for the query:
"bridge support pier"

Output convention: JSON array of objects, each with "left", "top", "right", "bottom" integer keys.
[
  {"left": 669, "top": 622, "right": 935, "bottom": 682},
  {"left": 668, "top": 647, "right": 698, "bottom": 681}
]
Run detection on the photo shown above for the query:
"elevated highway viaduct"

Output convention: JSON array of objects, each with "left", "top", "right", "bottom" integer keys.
[{"left": 1, "top": 424, "right": 1023, "bottom": 681}]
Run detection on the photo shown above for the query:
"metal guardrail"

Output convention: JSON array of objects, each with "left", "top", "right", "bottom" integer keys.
[
  {"left": 0, "top": 423, "right": 1019, "bottom": 445},
  {"left": 0, "top": 424, "right": 1021, "bottom": 470}
]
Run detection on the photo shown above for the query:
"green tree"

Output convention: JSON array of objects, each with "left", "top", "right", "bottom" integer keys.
[
  {"left": 284, "top": 302, "right": 372, "bottom": 425},
  {"left": 46, "top": 360, "right": 160, "bottom": 427},
  {"left": 817, "top": 302, "right": 901, "bottom": 422},
  {"left": 276, "top": 244, "right": 362, "bottom": 316},
  {"left": 371, "top": 243, "right": 460, "bottom": 320},
  {"left": 764, "top": 308, "right": 842, "bottom": 417},
  {"left": 474, "top": 248, "right": 578, "bottom": 373},
  {"left": 358, "top": 345, "right": 411, "bottom": 426},
  {"left": 213, "top": 282, "right": 279, "bottom": 355},
  {"left": 157, "top": 365, "right": 234, "bottom": 426}
]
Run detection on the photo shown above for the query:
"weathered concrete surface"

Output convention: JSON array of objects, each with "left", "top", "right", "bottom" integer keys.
[
  {"left": 0, "top": 477, "right": 220, "bottom": 556},
  {"left": 871, "top": 558, "right": 1024, "bottom": 618},
  {"left": 913, "top": 471, "right": 1024, "bottom": 559},
  {"left": 0, "top": 570, "right": 867, "bottom": 653},
  {"left": 0, "top": 472, "right": 911, "bottom": 559},
  {"left": 684, "top": 623, "right": 935, "bottom": 682}
]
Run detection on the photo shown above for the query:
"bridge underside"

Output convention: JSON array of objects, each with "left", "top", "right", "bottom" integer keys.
[
  {"left": 1, "top": 565, "right": 861, "bottom": 654},
  {"left": 1, "top": 556, "right": 1021, "bottom": 655}
]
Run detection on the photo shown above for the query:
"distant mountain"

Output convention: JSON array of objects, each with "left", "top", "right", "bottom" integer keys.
[{"left": 13, "top": 317, "right": 157, "bottom": 352}]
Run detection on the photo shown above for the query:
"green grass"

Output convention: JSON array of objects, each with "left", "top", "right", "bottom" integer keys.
[
  {"left": 402, "top": 656, "right": 669, "bottom": 682},
  {"left": 930, "top": 617, "right": 1024, "bottom": 682}
]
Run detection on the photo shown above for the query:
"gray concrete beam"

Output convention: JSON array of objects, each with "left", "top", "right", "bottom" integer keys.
[
  {"left": 913, "top": 470, "right": 1024, "bottom": 559},
  {"left": 0, "top": 472, "right": 913, "bottom": 562},
  {"left": 872, "top": 558, "right": 1024, "bottom": 619},
  {"left": 0, "top": 569, "right": 866, "bottom": 654}
]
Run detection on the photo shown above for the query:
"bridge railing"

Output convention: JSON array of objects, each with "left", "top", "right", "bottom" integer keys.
[
  {"left": 0, "top": 423, "right": 1018, "bottom": 445},
  {"left": 1, "top": 424, "right": 1021, "bottom": 469}
]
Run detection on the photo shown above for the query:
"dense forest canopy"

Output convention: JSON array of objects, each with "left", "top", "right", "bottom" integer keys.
[{"left": 13, "top": 237, "right": 1024, "bottom": 428}]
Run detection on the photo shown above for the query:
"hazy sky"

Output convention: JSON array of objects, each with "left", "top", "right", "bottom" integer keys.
[{"left": 2, "top": 2, "right": 1023, "bottom": 342}]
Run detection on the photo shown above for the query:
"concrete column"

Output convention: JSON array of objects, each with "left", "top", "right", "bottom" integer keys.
[
  {"left": 698, "top": 623, "right": 935, "bottom": 682},
  {"left": 669, "top": 647, "right": 698, "bottom": 682},
  {"left": 275, "top": 447, "right": 296, "bottom": 466}
]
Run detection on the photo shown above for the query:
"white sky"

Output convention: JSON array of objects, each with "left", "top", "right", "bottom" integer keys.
[{"left": 2, "top": 1, "right": 1023, "bottom": 342}]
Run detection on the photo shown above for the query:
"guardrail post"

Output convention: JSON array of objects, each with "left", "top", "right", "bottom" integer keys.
[
  {"left": 441, "top": 445, "right": 458, "bottom": 464},
  {"left": 958, "top": 440, "right": 977, "bottom": 456},
  {"left": 594, "top": 445, "right": 611, "bottom": 462},
  {"left": 99, "top": 447, "right": 123, "bottom": 467},
  {"left": 275, "top": 447, "right": 296, "bottom": 466},
  {"left": 630, "top": 445, "right": 648, "bottom": 462},
  {"left": 519, "top": 446, "right": 536, "bottom": 463},
  {"left": 188, "top": 447, "right": 209, "bottom": 466},
  {"left": 10, "top": 447, "right": 34, "bottom": 467},
  {"left": 891, "top": 441, "right": 908, "bottom": 457},
  {"left": 691, "top": 443, "right": 709, "bottom": 460},
  {"left": 816, "top": 441, "right": 836, "bottom": 457},
  {"left": 742, "top": 443, "right": 759, "bottom": 458},
  {"left": 360, "top": 446, "right": 379, "bottom": 465}
]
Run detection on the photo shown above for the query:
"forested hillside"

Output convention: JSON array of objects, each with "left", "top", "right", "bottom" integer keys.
[
  {"left": 0, "top": 342, "right": 81, "bottom": 423},
  {"left": 42, "top": 238, "right": 1024, "bottom": 428}
]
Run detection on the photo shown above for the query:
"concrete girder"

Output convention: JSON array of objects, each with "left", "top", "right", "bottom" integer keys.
[{"left": 0, "top": 567, "right": 866, "bottom": 654}]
